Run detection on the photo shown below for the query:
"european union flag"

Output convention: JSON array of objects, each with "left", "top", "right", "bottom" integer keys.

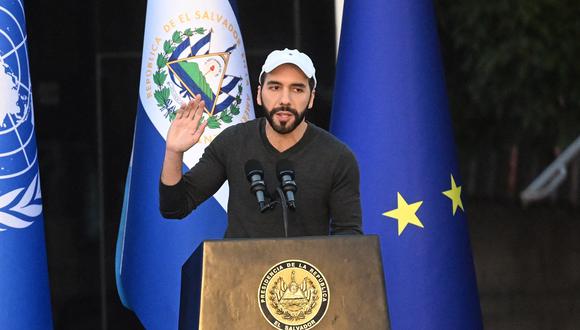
[
  {"left": 0, "top": 1, "right": 53, "bottom": 328},
  {"left": 331, "top": 0, "right": 483, "bottom": 328},
  {"left": 114, "top": 0, "right": 254, "bottom": 328}
]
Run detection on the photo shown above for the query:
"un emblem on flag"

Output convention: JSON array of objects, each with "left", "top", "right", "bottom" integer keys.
[
  {"left": 0, "top": 10, "right": 43, "bottom": 232},
  {"left": 152, "top": 26, "right": 244, "bottom": 129},
  {"left": 259, "top": 260, "right": 330, "bottom": 330}
]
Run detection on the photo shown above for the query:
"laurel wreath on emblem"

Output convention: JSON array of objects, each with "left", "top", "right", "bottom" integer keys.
[
  {"left": 153, "top": 28, "right": 243, "bottom": 129},
  {"left": 269, "top": 273, "right": 319, "bottom": 321},
  {"left": 0, "top": 174, "right": 42, "bottom": 231}
]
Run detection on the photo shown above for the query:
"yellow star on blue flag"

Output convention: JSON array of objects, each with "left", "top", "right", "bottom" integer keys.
[
  {"left": 383, "top": 192, "right": 424, "bottom": 236},
  {"left": 442, "top": 174, "right": 464, "bottom": 215},
  {"left": 330, "top": 0, "right": 482, "bottom": 326}
]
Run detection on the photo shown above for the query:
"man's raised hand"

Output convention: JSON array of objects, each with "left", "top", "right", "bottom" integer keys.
[{"left": 165, "top": 95, "right": 208, "bottom": 154}]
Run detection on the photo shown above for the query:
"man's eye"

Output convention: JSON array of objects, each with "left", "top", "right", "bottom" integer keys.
[
  {"left": 269, "top": 85, "right": 280, "bottom": 90},
  {"left": 293, "top": 88, "right": 304, "bottom": 93}
]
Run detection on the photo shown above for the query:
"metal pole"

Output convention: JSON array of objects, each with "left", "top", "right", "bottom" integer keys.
[{"left": 521, "top": 135, "right": 580, "bottom": 204}]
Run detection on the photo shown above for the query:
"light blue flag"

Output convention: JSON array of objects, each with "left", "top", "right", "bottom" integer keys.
[
  {"left": 0, "top": 0, "right": 53, "bottom": 328},
  {"left": 115, "top": 0, "right": 254, "bottom": 328},
  {"left": 331, "top": 0, "right": 483, "bottom": 328}
]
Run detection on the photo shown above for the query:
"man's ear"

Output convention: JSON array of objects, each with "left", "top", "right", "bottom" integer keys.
[
  {"left": 256, "top": 85, "right": 262, "bottom": 106},
  {"left": 308, "top": 89, "right": 316, "bottom": 109}
]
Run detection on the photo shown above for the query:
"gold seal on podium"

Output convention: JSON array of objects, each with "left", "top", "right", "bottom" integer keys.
[{"left": 258, "top": 260, "right": 330, "bottom": 329}]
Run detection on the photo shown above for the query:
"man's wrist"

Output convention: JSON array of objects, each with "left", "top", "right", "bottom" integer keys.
[
  {"left": 161, "top": 149, "right": 184, "bottom": 185},
  {"left": 164, "top": 148, "right": 184, "bottom": 163}
]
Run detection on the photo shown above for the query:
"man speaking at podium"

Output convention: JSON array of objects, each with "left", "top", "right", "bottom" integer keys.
[{"left": 159, "top": 48, "right": 362, "bottom": 238}]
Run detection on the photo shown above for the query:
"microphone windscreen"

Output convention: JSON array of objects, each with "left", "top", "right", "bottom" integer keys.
[
  {"left": 276, "top": 159, "right": 294, "bottom": 175},
  {"left": 245, "top": 159, "right": 263, "bottom": 175}
]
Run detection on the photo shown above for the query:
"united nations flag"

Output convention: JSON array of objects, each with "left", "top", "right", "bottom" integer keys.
[{"left": 0, "top": 0, "right": 53, "bottom": 328}]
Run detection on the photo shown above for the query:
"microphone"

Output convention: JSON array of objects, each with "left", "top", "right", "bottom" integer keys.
[
  {"left": 276, "top": 159, "right": 297, "bottom": 209},
  {"left": 245, "top": 159, "right": 267, "bottom": 212}
]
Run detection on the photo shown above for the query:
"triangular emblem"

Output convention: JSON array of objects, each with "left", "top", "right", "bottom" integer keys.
[{"left": 166, "top": 52, "right": 230, "bottom": 116}]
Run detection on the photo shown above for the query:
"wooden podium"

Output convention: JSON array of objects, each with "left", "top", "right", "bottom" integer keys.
[{"left": 179, "top": 235, "right": 390, "bottom": 329}]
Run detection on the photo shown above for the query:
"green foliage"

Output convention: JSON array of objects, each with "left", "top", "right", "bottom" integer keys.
[
  {"left": 436, "top": 0, "right": 580, "bottom": 147},
  {"left": 153, "top": 71, "right": 167, "bottom": 86},
  {"left": 172, "top": 31, "right": 182, "bottom": 43},
  {"left": 163, "top": 40, "right": 173, "bottom": 54},
  {"left": 220, "top": 111, "right": 233, "bottom": 123},
  {"left": 230, "top": 104, "right": 240, "bottom": 115},
  {"left": 154, "top": 88, "right": 170, "bottom": 108},
  {"left": 157, "top": 53, "right": 167, "bottom": 69},
  {"left": 207, "top": 116, "right": 221, "bottom": 129}
]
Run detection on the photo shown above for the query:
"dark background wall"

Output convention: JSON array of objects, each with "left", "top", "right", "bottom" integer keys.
[{"left": 24, "top": 0, "right": 580, "bottom": 329}]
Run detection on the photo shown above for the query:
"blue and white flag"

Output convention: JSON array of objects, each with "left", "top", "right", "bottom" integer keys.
[
  {"left": 331, "top": 0, "right": 482, "bottom": 328},
  {"left": 0, "top": 0, "right": 53, "bottom": 328},
  {"left": 115, "top": 0, "right": 254, "bottom": 328}
]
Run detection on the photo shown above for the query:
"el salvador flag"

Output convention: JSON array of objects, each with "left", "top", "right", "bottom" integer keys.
[
  {"left": 0, "top": 0, "right": 53, "bottom": 328},
  {"left": 114, "top": 0, "right": 254, "bottom": 328},
  {"left": 331, "top": 0, "right": 483, "bottom": 329}
]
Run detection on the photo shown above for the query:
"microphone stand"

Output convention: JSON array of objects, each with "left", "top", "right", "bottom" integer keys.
[{"left": 276, "top": 187, "right": 289, "bottom": 237}]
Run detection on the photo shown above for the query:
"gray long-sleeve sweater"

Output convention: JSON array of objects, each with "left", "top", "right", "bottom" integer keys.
[{"left": 159, "top": 117, "right": 362, "bottom": 238}]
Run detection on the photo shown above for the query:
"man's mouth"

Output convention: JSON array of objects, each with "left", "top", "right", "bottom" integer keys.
[{"left": 275, "top": 111, "right": 293, "bottom": 121}]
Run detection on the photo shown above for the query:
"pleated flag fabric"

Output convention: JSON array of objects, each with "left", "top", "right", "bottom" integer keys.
[
  {"left": 331, "top": 0, "right": 483, "bottom": 328},
  {"left": 0, "top": 0, "right": 53, "bottom": 328}
]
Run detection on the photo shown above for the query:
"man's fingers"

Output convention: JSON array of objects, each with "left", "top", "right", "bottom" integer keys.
[
  {"left": 192, "top": 100, "right": 205, "bottom": 122},
  {"left": 182, "top": 100, "right": 193, "bottom": 119},
  {"left": 192, "top": 101, "right": 206, "bottom": 141},
  {"left": 185, "top": 95, "right": 202, "bottom": 119},
  {"left": 192, "top": 119, "right": 208, "bottom": 141},
  {"left": 174, "top": 95, "right": 203, "bottom": 123},
  {"left": 176, "top": 102, "right": 188, "bottom": 120}
]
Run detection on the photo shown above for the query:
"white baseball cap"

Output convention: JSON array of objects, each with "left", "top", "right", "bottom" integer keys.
[{"left": 259, "top": 48, "right": 317, "bottom": 89}]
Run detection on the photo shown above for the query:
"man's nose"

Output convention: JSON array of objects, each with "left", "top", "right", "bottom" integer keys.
[{"left": 279, "top": 87, "right": 291, "bottom": 105}]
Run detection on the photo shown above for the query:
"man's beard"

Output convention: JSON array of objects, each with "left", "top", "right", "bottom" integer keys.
[{"left": 263, "top": 104, "right": 307, "bottom": 134}]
